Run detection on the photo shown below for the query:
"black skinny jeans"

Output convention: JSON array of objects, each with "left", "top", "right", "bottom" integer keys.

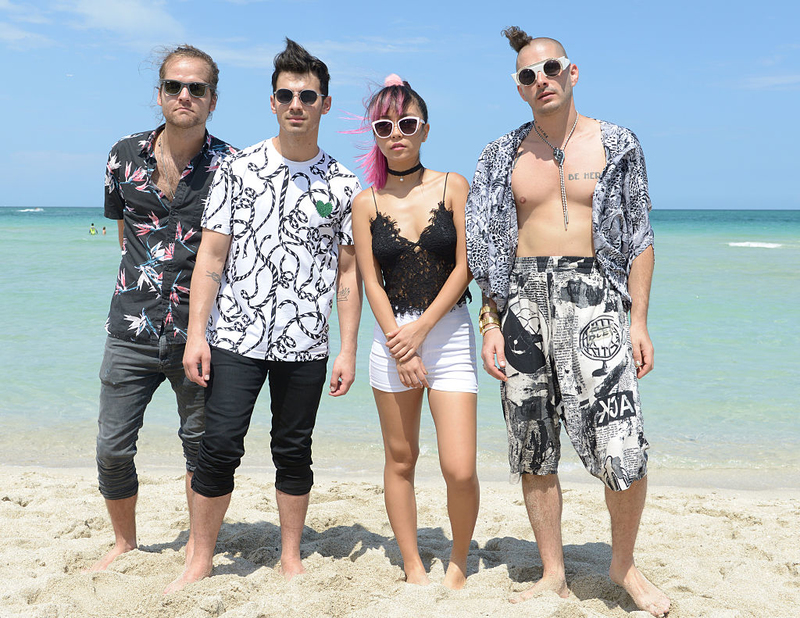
[{"left": 191, "top": 347, "right": 327, "bottom": 497}]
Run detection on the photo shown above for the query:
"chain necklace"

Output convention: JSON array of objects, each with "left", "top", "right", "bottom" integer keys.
[{"left": 532, "top": 115, "right": 579, "bottom": 230}]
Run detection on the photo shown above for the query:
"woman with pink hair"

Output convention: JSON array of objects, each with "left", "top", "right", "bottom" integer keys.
[{"left": 351, "top": 75, "right": 480, "bottom": 588}]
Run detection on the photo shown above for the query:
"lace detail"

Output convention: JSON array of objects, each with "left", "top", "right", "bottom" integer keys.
[{"left": 371, "top": 201, "right": 471, "bottom": 314}]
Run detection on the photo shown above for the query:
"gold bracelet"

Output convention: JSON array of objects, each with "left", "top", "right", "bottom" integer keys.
[
  {"left": 480, "top": 322, "right": 500, "bottom": 336},
  {"left": 479, "top": 304, "right": 498, "bottom": 319},
  {"left": 479, "top": 313, "right": 501, "bottom": 326}
]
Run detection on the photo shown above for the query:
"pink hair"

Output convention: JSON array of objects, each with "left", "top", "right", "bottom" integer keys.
[{"left": 344, "top": 74, "right": 424, "bottom": 190}]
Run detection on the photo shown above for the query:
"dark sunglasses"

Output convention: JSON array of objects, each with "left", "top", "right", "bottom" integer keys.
[
  {"left": 371, "top": 116, "right": 425, "bottom": 139},
  {"left": 274, "top": 88, "right": 324, "bottom": 105},
  {"left": 512, "top": 56, "right": 570, "bottom": 86},
  {"left": 160, "top": 80, "right": 213, "bottom": 98}
]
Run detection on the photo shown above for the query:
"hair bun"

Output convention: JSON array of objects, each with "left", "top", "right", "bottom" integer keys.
[{"left": 383, "top": 73, "right": 404, "bottom": 87}]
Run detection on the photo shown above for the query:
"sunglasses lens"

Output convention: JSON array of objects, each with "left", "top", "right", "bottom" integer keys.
[
  {"left": 162, "top": 80, "right": 182, "bottom": 96},
  {"left": 275, "top": 89, "right": 293, "bottom": 104},
  {"left": 188, "top": 82, "right": 207, "bottom": 97},
  {"left": 299, "top": 90, "right": 319, "bottom": 105},
  {"left": 373, "top": 121, "right": 393, "bottom": 138},
  {"left": 398, "top": 118, "right": 419, "bottom": 135},
  {"left": 517, "top": 68, "right": 535, "bottom": 86},
  {"left": 544, "top": 59, "right": 562, "bottom": 76}
]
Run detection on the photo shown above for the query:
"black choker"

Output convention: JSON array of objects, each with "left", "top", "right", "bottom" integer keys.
[{"left": 387, "top": 162, "right": 423, "bottom": 181}]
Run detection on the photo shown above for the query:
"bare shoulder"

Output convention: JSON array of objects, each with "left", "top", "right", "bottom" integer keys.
[
  {"left": 579, "top": 115, "right": 602, "bottom": 139},
  {"left": 352, "top": 186, "right": 376, "bottom": 216},
  {"left": 444, "top": 172, "right": 470, "bottom": 193},
  {"left": 443, "top": 172, "right": 470, "bottom": 210}
]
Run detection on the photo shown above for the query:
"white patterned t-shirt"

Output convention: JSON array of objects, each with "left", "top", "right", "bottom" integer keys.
[{"left": 202, "top": 138, "right": 360, "bottom": 361}]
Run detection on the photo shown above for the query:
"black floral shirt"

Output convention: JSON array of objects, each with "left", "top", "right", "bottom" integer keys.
[
  {"left": 104, "top": 126, "right": 236, "bottom": 343},
  {"left": 466, "top": 119, "right": 654, "bottom": 312}
]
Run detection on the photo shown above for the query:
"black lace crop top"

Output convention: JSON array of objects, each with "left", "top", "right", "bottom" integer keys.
[{"left": 370, "top": 174, "right": 471, "bottom": 315}]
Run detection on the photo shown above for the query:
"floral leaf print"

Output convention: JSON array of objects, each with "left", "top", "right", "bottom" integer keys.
[{"left": 124, "top": 309, "right": 156, "bottom": 336}]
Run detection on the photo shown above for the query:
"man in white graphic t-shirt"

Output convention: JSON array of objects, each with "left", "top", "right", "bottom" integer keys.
[{"left": 165, "top": 38, "right": 362, "bottom": 593}]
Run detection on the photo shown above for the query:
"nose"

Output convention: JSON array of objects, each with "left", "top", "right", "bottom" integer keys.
[
  {"left": 533, "top": 69, "right": 549, "bottom": 87},
  {"left": 288, "top": 92, "right": 304, "bottom": 112},
  {"left": 177, "top": 84, "right": 192, "bottom": 100},
  {"left": 390, "top": 121, "right": 403, "bottom": 139}
]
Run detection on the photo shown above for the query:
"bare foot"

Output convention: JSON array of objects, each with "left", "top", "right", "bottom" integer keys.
[
  {"left": 164, "top": 564, "right": 211, "bottom": 594},
  {"left": 184, "top": 536, "right": 194, "bottom": 568},
  {"left": 443, "top": 562, "right": 467, "bottom": 590},
  {"left": 403, "top": 564, "right": 431, "bottom": 586},
  {"left": 279, "top": 558, "right": 306, "bottom": 581},
  {"left": 610, "top": 564, "right": 670, "bottom": 617},
  {"left": 509, "top": 574, "right": 569, "bottom": 604},
  {"left": 84, "top": 542, "right": 136, "bottom": 573}
]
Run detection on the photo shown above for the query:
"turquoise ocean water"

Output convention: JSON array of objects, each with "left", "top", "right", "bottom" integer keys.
[{"left": 1, "top": 208, "right": 798, "bottom": 489}]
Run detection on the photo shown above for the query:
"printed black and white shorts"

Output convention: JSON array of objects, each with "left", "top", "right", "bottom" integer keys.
[{"left": 500, "top": 256, "right": 649, "bottom": 491}]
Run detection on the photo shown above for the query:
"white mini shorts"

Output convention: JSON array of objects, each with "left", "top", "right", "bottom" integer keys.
[{"left": 369, "top": 304, "right": 478, "bottom": 393}]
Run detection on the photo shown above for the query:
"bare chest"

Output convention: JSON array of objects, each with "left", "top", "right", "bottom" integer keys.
[{"left": 511, "top": 133, "right": 606, "bottom": 215}]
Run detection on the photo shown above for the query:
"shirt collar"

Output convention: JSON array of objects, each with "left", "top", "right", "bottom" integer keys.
[{"left": 140, "top": 124, "right": 213, "bottom": 159}]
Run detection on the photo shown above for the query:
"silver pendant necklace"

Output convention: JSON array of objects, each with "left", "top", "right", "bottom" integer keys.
[{"left": 533, "top": 115, "right": 579, "bottom": 230}]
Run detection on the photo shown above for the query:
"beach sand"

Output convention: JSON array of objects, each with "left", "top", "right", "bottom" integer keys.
[{"left": 1, "top": 465, "right": 798, "bottom": 617}]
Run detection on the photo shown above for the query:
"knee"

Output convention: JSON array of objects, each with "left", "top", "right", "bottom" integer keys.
[
  {"left": 442, "top": 462, "right": 478, "bottom": 490},
  {"left": 275, "top": 467, "right": 313, "bottom": 495},
  {"left": 96, "top": 450, "right": 138, "bottom": 500},
  {"left": 191, "top": 441, "right": 242, "bottom": 498},
  {"left": 385, "top": 446, "right": 419, "bottom": 479},
  {"left": 272, "top": 442, "right": 313, "bottom": 495}
]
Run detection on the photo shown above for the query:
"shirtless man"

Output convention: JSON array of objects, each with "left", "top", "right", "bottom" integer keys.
[{"left": 465, "top": 27, "right": 669, "bottom": 617}]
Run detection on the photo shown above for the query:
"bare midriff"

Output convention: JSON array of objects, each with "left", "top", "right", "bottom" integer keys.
[{"left": 511, "top": 118, "right": 605, "bottom": 258}]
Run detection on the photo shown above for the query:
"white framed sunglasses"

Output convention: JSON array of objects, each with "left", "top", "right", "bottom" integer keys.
[
  {"left": 371, "top": 116, "right": 425, "bottom": 138},
  {"left": 512, "top": 56, "right": 570, "bottom": 86}
]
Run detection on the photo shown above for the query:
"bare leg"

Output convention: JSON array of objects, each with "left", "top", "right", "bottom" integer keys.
[
  {"left": 276, "top": 489, "right": 309, "bottom": 580},
  {"left": 164, "top": 491, "right": 231, "bottom": 593},
  {"left": 510, "top": 473, "right": 569, "bottom": 603},
  {"left": 374, "top": 387, "right": 429, "bottom": 585},
  {"left": 606, "top": 476, "right": 670, "bottom": 617},
  {"left": 86, "top": 494, "right": 138, "bottom": 572},
  {"left": 184, "top": 472, "right": 195, "bottom": 567},
  {"left": 428, "top": 389, "right": 479, "bottom": 590}
]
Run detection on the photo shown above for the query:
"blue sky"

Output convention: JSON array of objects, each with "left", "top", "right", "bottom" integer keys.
[{"left": 1, "top": 0, "right": 797, "bottom": 209}]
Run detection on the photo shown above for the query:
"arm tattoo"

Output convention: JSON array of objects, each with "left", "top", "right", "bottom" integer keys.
[
  {"left": 337, "top": 285, "right": 350, "bottom": 302},
  {"left": 206, "top": 270, "right": 221, "bottom": 284}
]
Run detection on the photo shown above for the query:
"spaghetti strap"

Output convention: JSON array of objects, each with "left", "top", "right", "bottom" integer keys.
[
  {"left": 441, "top": 172, "right": 450, "bottom": 205},
  {"left": 370, "top": 187, "right": 379, "bottom": 214}
]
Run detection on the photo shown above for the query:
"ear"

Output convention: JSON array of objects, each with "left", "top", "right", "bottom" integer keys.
[
  {"left": 517, "top": 84, "right": 527, "bottom": 101},
  {"left": 421, "top": 122, "right": 430, "bottom": 143},
  {"left": 209, "top": 94, "right": 217, "bottom": 114},
  {"left": 156, "top": 86, "right": 163, "bottom": 108},
  {"left": 270, "top": 94, "right": 278, "bottom": 115},
  {"left": 321, "top": 95, "right": 332, "bottom": 115},
  {"left": 569, "top": 62, "right": 579, "bottom": 87}
]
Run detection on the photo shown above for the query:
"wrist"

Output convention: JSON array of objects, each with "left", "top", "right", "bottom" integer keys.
[{"left": 479, "top": 322, "right": 500, "bottom": 336}]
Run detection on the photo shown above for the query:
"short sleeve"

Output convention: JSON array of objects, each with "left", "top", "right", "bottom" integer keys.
[
  {"left": 201, "top": 159, "right": 234, "bottom": 234},
  {"left": 103, "top": 147, "right": 124, "bottom": 220},
  {"left": 336, "top": 178, "right": 360, "bottom": 246}
]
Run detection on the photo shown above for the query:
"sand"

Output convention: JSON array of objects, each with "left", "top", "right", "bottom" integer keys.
[{"left": 1, "top": 465, "right": 798, "bottom": 618}]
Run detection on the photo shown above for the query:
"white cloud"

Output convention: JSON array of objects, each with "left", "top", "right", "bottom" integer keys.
[
  {"left": 55, "top": 0, "right": 185, "bottom": 42},
  {"left": 0, "top": 0, "right": 51, "bottom": 24},
  {"left": 0, "top": 20, "right": 54, "bottom": 49},
  {"left": 742, "top": 74, "right": 800, "bottom": 89},
  {"left": 201, "top": 36, "right": 431, "bottom": 72}
]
